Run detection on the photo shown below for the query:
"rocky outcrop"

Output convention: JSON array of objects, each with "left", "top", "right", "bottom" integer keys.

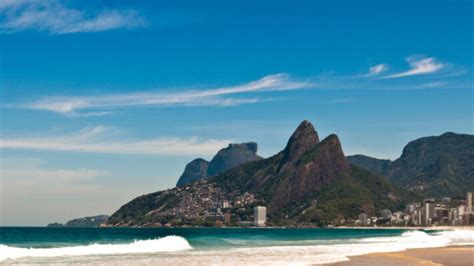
[
  {"left": 207, "top": 142, "right": 261, "bottom": 176},
  {"left": 176, "top": 159, "right": 209, "bottom": 187},
  {"left": 176, "top": 142, "right": 262, "bottom": 186},
  {"left": 271, "top": 134, "right": 351, "bottom": 211},
  {"left": 280, "top": 120, "right": 319, "bottom": 166}
]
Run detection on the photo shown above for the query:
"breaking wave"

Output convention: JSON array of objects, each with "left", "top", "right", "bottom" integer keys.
[
  {"left": 0, "top": 235, "right": 192, "bottom": 262},
  {"left": 189, "top": 229, "right": 474, "bottom": 265},
  {"left": 1, "top": 229, "right": 473, "bottom": 264}
]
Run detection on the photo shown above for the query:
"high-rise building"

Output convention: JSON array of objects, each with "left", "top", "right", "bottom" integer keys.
[
  {"left": 458, "top": 205, "right": 466, "bottom": 217},
  {"left": 359, "top": 213, "right": 368, "bottom": 226},
  {"left": 417, "top": 209, "right": 423, "bottom": 225},
  {"left": 467, "top": 192, "right": 472, "bottom": 214},
  {"left": 424, "top": 199, "right": 435, "bottom": 225},
  {"left": 254, "top": 206, "right": 266, "bottom": 227},
  {"left": 449, "top": 208, "right": 458, "bottom": 225}
]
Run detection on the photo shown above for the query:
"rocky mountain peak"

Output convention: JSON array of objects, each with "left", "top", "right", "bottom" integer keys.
[
  {"left": 176, "top": 142, "right": 262, "bottom": 186},
  {"left": 281, "top": 120, "right": 320, "bottom": 165},
  {"left": 208, "top": 142, "right": 262, "bottom": 176},
  {"left": 176, "top": 158, "right": 210, "bottom": 187},
  {"left": 271, "top": 133, "right": 350, "bottom": 210},
  {"left": 228, "top": 142, "right": 258, "bottom": 153}
]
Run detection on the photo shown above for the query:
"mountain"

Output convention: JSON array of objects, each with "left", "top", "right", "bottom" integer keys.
[
  {"left": 109, "top": 120, "right": 406, "bottom": 227},
  {"left": 386, "top": 132, "right": 474, "bottom": 198},
  {"left": 46, "top": 223, "right": 63, "bottom": 227},
  {"left": 176, "top": 142, "right": 262, "bottom": 186},
  {"left": 347, "top": 155, "right": 392, "bottom": 176},
  {"left": 47, "top": 215, "right": 109, "bottom": 228},
  {"left": 176, "top": 159, "right": 209, "bottom": 187}
]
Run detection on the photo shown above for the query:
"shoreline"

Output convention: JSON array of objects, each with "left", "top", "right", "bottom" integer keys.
[
  {"left": 2, "top": 227, "right": 473, "bottom": 265},
  {"left": 98, "top": 225, "right": 474, "bottom": 230},
  {"left": 335, "top": 226, "right": 474, "bottom": 230},
  {"left": 328, "top": 245, "right": 474, "bottom": 266}
]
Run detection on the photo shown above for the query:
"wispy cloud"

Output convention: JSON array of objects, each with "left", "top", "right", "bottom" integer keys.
[
  {"left": 2, "top": 167, "right": 108, "bottom": 189},
  {"left": 381, "top": 57, "right": 445, "bottom": 79},
  {"left": 2, "top": 58, "right": 464, "bottom": 117},
  {"left": 0, "top": 157, "right": 109, "bottom": 198},
  {"left": 0, "top": 0, "right": 146, "bottom": 34},
  {"left": 0, "top": 126, "right": 233, "bottom": 156},
  {"left": 18, "top": 73, "right": 313, "bottom": 116},
  {"left": 365, "top": 64, "right": 388, "bottom": 77},
  {"left": 413, "top": 81, "right": 447, "bottom": 89}
]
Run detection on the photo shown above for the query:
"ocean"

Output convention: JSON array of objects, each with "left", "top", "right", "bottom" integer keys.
[{"left": 1, "top": 227, "right": 473, "bottom": 265}]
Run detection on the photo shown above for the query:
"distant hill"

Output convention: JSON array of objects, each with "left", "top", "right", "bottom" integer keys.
[
  {"left": 176, "top": 142, "right": 262, "bottom": 186},
  {"left": 347, "top": 155, "right": 392, "bottom": 176},
  {"left": 46, "top": 222, "right": 63, "bottom": 227},
  {"left": 109, "top": 121, "right": 407, "bottom": 227},
  {"left": 47, "top": 215, "right": 109, "bottom": 228},
  {"left": 386, "top": 132, "right": 474, "bottom": 198}
]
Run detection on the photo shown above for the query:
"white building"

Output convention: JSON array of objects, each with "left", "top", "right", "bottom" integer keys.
[
  {"left": 416, "top": 209, "right": 423, "bottom": 225},
  {"left": 254, "top": 206, "right": 266, "bottom": 227},
  {"left": 467, "top": 192, "right": 472, "bottom": 214},
  {"left": 458, "top": 205, "right": 466, "bottom": 217},
  {"left": 222, "top": 200, "right": 230, "bottom": 209},
  {"left": 424, "top": 199, "right": 435, "bottom": 225},
  {"left": 359, "top": 213, "right": 368, "bottom": 226},
  {"left": 393, "top": 211, "right": 403, "bottom": 222}
]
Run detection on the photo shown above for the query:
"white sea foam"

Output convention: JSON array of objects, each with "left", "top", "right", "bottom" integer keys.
[
  {"left": 0, "top": 235, "right": 192, "bottom": 262},
  {"left": 1, "top": 229, "right": 473, "bottom": 265},
  {"left": 177, "top": 229, "right": 474, "bottom": 265}
]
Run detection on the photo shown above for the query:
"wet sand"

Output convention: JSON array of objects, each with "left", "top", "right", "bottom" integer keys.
[{"left": 329, "top": 245, "right": 474, "bottom": 266}]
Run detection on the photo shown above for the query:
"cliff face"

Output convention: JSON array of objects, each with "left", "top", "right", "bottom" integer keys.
[
  {"left": 386, "top": 132, "right": 474, "bottom": 197},
  {"left": 109, "top": 120, "right": 402, "bottom": 227},
  {"left": 176, "top": 159, "right": 209, "bottom": 187},
  {"left": 176, "top": 142, "right": 262, "bottom": 186},
  {"left": 280, "top": 120, "right": 319, "bottom": 165},
  {"left": 207, "top": 142, "right": 262, "bottom": 176},
  {"left": 271, "top": 134, "right": 351, "bottom": 211}
]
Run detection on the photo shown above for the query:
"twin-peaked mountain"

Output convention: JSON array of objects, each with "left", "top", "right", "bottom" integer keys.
[
  {"left": 218, "top": 121, "right": 354, "bottom": 213},
  {"left": 176, "top": 142, "right": 262, "bottom": 186},
  {"left": 109, "top": 120, "right": 404, "bottom": 226}
]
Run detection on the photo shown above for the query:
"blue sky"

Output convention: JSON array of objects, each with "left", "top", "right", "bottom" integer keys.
[{"left": 0, "top": 0, "right": 472, "bottom": 225}]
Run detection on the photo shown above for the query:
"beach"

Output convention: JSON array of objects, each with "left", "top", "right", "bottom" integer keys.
[{"left": 331, "top": 245, "right": 474, "bottom": 266}]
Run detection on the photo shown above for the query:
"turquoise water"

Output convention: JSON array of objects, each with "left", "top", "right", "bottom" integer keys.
[
  {"left": 1, "top": 227, "right": 472, "bottom": 264},
  {"left": 0, "top": 227, "right": 406, "bottom": 249}
]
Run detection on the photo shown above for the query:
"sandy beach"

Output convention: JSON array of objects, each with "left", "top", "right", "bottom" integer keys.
[{"left": 329, "top": 245, "right": 474, "bottom": 266}]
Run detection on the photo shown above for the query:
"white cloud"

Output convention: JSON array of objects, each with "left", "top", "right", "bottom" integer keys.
[
  {"left": 0, "top": 126, "right": 233, "bottom": 156},
  {"left": 20, "top": 73, "right": 313, "bottom": 115},
  {"left": 0, "top": 0, "right": 146, "bottom": 34},
  {"left": 366, "top": 64, "right": 388, "bottom": 76},
  {"left": 382, "top": 57, "right": 445, "bottom": 79}
]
